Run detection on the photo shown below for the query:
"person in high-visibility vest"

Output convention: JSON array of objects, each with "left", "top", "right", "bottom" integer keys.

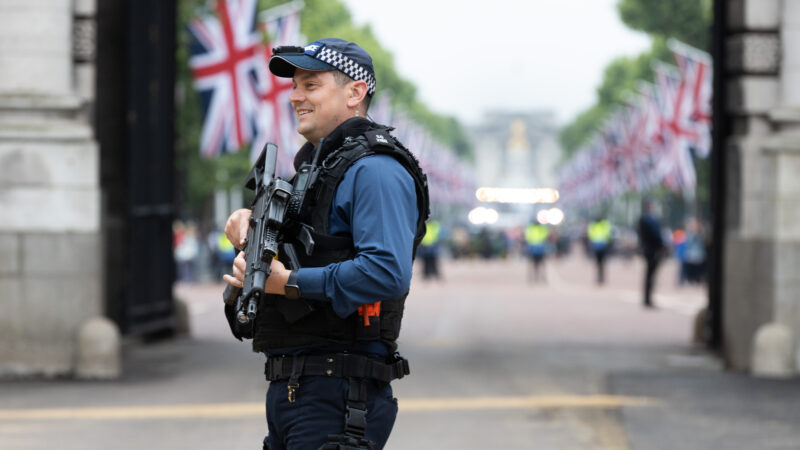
[
  {"left": 419, "top": 220, "right": 442, "bottom": 280},
  {"left": 213, "top": 230, "right": 237, "bottom": 279},
  {"left": 587, "top": 217, "right": 613, "bottom": 284},
  {"left": 525, "top": 222, "right": 549, "bottom": 282}
]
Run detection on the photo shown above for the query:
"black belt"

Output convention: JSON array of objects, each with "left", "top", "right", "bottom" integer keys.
[{"left": 264, "top": 353, "right": 410, "bottom": 383}]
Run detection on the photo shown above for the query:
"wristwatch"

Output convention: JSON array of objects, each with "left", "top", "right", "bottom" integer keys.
[{"left": 284, "top": 270, "right": 301, "bottom": 299}]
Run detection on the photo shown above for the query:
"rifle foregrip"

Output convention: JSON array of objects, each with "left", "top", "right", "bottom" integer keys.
[{"left": 223, "top": 284, "right": 241, "bottom": 306}]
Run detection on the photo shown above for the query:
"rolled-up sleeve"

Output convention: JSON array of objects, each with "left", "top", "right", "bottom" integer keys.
[{"left": 297, "top": 154, "right": 419, "bottom": 318}]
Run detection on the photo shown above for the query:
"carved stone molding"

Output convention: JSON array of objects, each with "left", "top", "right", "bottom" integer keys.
[
  {"left": 727, "top": 33, "right": 781, "bottom": 74},
  {"left": 73, "top": 17, "right": 96, "bottom": 62}
]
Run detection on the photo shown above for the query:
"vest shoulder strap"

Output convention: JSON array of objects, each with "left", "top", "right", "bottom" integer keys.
[{"left": 311, "top": 129, "right": 431, "bottom": 252}]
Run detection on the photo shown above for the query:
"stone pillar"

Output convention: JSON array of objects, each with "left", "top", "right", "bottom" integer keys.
[
  {"left": 723, "top": 0, "right": 800, "bottom": 375},
  {"left": 0, "top": 0, "right": 104, "bottom": 376},
  {"left": 0, "top": 1, "right": 73, "bottom": 96},
  {"left": 759, "top": 0, "right": 800, "bottom": 374},
  {"left": 721, "top": 0, "right": 780, "bottom": 371}
]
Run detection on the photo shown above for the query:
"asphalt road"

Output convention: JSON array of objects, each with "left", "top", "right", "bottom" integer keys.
[{"left": 1, "top": 254, "right": 798, "bottom": 449}]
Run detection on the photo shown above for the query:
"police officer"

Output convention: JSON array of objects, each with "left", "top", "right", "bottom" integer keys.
[
  {"left": 587, "top": 216, "right": 612, "bottom": 285},
  {"left": 524, "top": 221, "right": 549, "bottom": 282},
  {"left": 223, "top": 38, "right": 429, "bottom": 449}
]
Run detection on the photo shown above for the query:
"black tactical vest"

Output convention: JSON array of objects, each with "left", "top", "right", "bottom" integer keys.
[{"left": 252, "top": 126, "right": 430, "bottom": 353}]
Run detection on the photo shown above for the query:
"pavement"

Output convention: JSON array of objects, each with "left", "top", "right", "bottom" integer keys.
[{"left": 1, "top": 253, "right": 799, "bottom": 449}]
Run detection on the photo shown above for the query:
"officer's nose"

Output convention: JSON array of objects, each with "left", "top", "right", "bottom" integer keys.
[{"left": 289, "top": 87, "right": 303, "bottom": 104}]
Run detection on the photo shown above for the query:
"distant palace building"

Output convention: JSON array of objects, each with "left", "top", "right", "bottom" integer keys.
[{"left": 468, "top": 110, "right": 562, "bottom": 227}]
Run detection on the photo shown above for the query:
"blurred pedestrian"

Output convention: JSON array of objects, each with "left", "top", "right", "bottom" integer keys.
[
  {"left": 449, "top": 226, "right": 470, "bottom": 259},
  {"left": 553, "top": 229, "right": 571, "bottom": 258},
  {"left": 174, "top": 221, "right": 199, "bottom": 282},
  {"left": 683, "top": 218, "right": 707, "bottom": 284},
  {"left": 587, "top": 216, "right": 613, "bottom": 285},
  {"left": 173, "top": 220, "right": 186, "bottom": 279},
  {"left": 637, "top": 199, "right": 665, "bottom": 308},
  {"left": 673, "top": 229, "right": 687, "bottom": 284},
  {"left": 418, "top": 219, "right": 443, "bottom": 280},
  {"left": 211, "top": 229, "right": 236, "bottom": 279},
  {"left": 525, "top": 221, "right": 549, "bottom": 282},
  {"left": 477, "top": 228, "right": 494, "bottom": 259}
]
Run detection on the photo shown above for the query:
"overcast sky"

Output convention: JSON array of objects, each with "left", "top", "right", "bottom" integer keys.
[{"left": 340, "top": 0, "right": 652, "bottom": 126}]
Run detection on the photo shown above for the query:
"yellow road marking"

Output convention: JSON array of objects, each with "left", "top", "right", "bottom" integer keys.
[
  {"left": 0, "top": 403, "right": 264, "bottom": 420},
  {"left": 0, "top": 395, "right": 656, "bottom": 421},
  {"left": 402, "top": 395, "right": 657, "bottom": 411}
]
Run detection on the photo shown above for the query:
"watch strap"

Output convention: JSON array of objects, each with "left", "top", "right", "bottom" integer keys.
[{"left": 285, "top": 270, "right": 300, "bottom": 299}]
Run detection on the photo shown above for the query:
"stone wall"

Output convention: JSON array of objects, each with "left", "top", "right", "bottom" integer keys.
[
  {"left": 723, "top": 0, "right": 800, "bottom": 373},
  {"left": 0, "top": 0, "right": 102, "bottom": 376}
]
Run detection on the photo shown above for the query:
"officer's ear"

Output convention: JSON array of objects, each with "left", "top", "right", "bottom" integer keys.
[{"left": 346, "top": 80, "right": 368, "bottom": 109}]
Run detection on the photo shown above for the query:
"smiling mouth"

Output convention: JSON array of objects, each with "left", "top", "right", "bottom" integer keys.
[{"left": 296, "top": 109, "right": 312, "bottom": 118}]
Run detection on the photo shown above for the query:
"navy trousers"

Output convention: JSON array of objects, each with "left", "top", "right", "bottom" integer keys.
[{"left": 265, "top": 376, "right": 398, "bottom": 450}]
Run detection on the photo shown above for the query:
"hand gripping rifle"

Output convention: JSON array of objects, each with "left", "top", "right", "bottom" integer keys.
[{"left": 222, "top": 142, "right": 315, "bottom": 340}]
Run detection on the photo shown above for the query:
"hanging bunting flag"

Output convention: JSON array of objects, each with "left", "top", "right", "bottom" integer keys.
[
  {"left": 669, "top": 38, "right": 712, "bottom": 159},
  {"left": 558, "top": 39, "right": 711, "bottom": 207},
  {"left": 188, "top": 0, "right": 266, "bottom": 157},
  {"left": 251, "top": 1, "right": 304, "bottom": 176}
]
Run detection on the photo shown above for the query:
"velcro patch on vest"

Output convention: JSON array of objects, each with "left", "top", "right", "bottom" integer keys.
[{"left": 364, "top": 130, "right": 394, "bottom": 150}]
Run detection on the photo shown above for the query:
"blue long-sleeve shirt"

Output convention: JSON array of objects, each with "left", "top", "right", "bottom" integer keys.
[{"left": 296, "top": 153, "right": 419, "bottom": 319}]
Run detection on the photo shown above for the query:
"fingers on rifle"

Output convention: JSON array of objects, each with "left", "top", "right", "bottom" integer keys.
[
  {"left": 233, "top": 253, "right": 246, "bottom": 276},
  {"left": 223, "top": 274, "right": 243, "bottom": 288}
]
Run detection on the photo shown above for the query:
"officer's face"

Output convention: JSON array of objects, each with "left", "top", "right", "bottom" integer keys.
[{"left": 290, "top": 69, "right": 352, "bottom": 145}]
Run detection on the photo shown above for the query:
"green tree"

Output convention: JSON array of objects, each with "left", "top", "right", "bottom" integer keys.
[
  {"left": 558, "top": 0, "right": 711, "bottom": 156},
  {"left": 558, "top": 105, "right": 606, "bottom": 158},
  {"left": 617, "top": 0, "right": 713, "bottom": 49}
]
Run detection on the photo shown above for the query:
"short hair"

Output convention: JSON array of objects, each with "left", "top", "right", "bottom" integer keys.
[{"left": 332, "top": 70, "right": 372, "bottom": 112}]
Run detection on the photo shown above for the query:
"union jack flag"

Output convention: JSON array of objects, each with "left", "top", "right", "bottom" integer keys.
[
  {"left": 609, "top": 109, "right": 640, "bottom": 192},
  {"left": 598, "top": 126, "right": 624, "bottom": 198},
  {"left": 251, "top": 1, "right": 303, "bottom": 176},
  {"left": 635, "top": 82, "right": 664, "bottom": 190},
  {"left": 653, "top": 63, "right": 697, "bottom": 192},
  {"left": 670, "top": 39, "right": 712, "bottom": 159},
  {"left": 557, "top": 38, "right": 716, "bottom": 207},
  {"left": 188, "top": 0, "right": 266, "bottom": 157}
]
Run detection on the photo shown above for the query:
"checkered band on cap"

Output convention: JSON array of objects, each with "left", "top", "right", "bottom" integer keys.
[{"left": 315, "top": 47, "right": 376, "bottom": 95}]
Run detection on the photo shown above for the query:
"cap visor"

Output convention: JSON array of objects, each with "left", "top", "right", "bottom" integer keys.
[{"left": 269, "top": 55, "right": 336, "bottom": 77}]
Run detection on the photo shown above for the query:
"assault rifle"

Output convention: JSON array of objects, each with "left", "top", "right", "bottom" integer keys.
[{"left": 222, "top": 142, "right": 316, "bottom": 340}]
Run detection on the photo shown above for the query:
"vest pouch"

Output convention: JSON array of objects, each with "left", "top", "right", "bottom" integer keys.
[
  {"left": 378, "top": 297, "right": 405, "bottom": 342},
  {"left": 255, "top": 295, "right": 354, "bottom": 350}
]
